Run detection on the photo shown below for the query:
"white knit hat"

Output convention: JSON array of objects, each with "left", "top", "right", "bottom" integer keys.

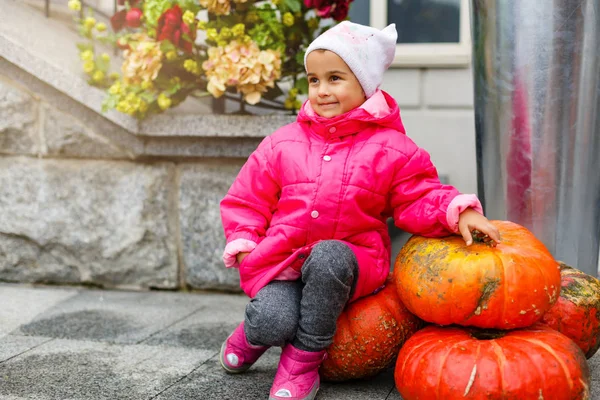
[{"left": 304, "top": 21, "right": 398, "bottom": 98}]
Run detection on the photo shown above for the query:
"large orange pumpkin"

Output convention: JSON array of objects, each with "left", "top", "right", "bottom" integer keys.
[
  {"left": 541, "top": 262, "right": 600, "bottom": 358},
  {"left": 395, "top": 324, "right": 590, "bottom": 400},
  {"left": 393, "top": 220, "right": 561, "bottom": 329},
  {"left": 320, "top": 277, "right": 423, "bottom": 381}
]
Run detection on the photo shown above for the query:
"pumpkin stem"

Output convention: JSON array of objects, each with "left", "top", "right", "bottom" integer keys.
[
  {"left": 470, "top": 329, "right": 506, "bottom": 340},
  {"left": 556, "top": 261, "right": 572, "bottom": 271},
  {"left": 471, "top": 230, "right": 497, "bottom": 247}
]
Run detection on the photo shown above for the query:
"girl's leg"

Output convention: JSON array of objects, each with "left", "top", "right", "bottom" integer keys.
[
  {"left": 219, "top": 280, "right": 302, "bottom": 374},
  {"left": 294, "top": 239, "right": 358, "bottom": 351},
  {"left": 270, "top": 240, "right": 358, "bottom": 400},
  {"left": 245, "top": 280, "right": 303, "bottom": 347}
]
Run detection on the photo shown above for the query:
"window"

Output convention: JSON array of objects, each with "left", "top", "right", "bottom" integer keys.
[{"left": 348, "top": 0, "right": 471, "bottom": 67}]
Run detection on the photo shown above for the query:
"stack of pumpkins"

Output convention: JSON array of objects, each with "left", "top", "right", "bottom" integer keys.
[{"left": 320, "top": 221, "right": 599, "bottom": 400}]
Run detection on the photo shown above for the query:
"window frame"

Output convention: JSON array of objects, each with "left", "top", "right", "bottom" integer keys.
[{"left": 369, "top": 0, "right": 472, "bottom": 68}]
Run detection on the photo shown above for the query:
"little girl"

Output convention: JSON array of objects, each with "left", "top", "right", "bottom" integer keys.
[{"left": 219, "top": 21, "right": 500, "bottom": 400}]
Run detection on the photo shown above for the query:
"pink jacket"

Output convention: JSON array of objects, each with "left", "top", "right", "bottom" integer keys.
[{"left": 221, "top": 90, "right": 481, "bottom": 302}]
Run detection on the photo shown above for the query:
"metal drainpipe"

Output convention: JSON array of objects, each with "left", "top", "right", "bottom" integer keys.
[{"left": 471, "top": 0, "right": 600, "bottom": 275}]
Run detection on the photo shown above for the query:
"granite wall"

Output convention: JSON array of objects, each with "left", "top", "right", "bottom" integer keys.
[{"left": 0, "top": 67, "right": 295, "bottom": 293}]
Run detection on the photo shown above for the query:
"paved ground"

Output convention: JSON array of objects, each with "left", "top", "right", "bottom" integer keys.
[{"left": 0, "top": 283, "right": 599, "bottom": 400}]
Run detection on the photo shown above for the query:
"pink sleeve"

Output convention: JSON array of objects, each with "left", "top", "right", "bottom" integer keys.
[
  {"left": 445, "top": 194, "right": 484, "bottom": 233},
  {"left": 222, "top": 238, "right": 257, "bottom": 268},
  {"left": 220, "top": 136, "right": 280, "bottom": 244},
  {"left": 390, "top": 147, "right": 460, "bottom": 237}
]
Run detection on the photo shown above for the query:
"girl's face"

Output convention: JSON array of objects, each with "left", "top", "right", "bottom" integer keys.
[{"left": 306, "top": 50, "right": 366, "bottom": 118}]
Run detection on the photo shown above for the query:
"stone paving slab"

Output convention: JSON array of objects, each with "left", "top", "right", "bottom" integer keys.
[
  {"left": 13, "top": 289, "right": 208, "bottom": 344},
  {"left": 1, "top": 284, "right": 600, "bottom": 399},
  {"left": 0, "top": 285, "right": 77, "bottom": 336},
  {"left": 140, "top": 292, "right": 248, "bottom": 350},
  {"left": 0, "top": 337, "right": 215, "bottom": 400},
  {"left": 0, "top": 335, "right": 51, "bottom": 363}
]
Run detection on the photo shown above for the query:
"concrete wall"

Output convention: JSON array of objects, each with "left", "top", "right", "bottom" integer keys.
[{"left": 382, "top": 68, "right": 477, "bottom": 194}]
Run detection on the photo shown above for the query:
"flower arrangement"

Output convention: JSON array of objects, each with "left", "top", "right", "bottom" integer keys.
[{"left": 68, "top": 0, "right": 354, "bottom": 118}]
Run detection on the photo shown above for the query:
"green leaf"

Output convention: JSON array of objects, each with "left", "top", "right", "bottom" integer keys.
[
  {"left": 295, "top": 77, "right": 308, "bottom": 95},
  {"left": 139, "top": 92, "right": 157, "bottom": 102},
  {"left": 160, "top": 40, "right": 177, "bottom": 53},
  {"left": 76, "top": 42, "right": 93, "bottom": 52},
  {"left": 294, "top": 50, "right": 305, "bottom": 66},
  {"left": 102, "top": 95, "right": 118, "bottom": 112},
  {"left": 284, "top": 0, "right": 301, "bottom": 13}
]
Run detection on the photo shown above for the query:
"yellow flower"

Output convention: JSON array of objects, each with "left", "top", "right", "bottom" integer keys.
[
  {"left": 206, "top": 28, "right": 218, "bottom": 41},
  {"left": 197, "top": 20, "right": 207, "bottom": 30},
  {"left": 68, "top": 0, "right": 81, "bottom": 11},
  {"left": 272, "top": 0, "right": 281, "bottom": 4},
  {"left": 139, "top": 101, "right": 149, "bottom": 114},
  {"left": 100, "top": 53, "right": 110, "bottom": 62},
  {"left": 109, "top": 81, "right": 121, "bottom": 95},
  {"left": 220, "top": 27, "right": 232, "bottom": 39},
  {"left": 282, "top": 12, "right": 294, "bottom": 27},
  {"left": 96, "top": 22, "right": 107, "bottom": 32},
  {"left": 109, "top": 72, "right": 120, "bottom": 80},
  {"left": 202, "top": 39, "right": 282, "bottom": 105},
  {"left": 289, "top": 88, "right": 299, "bottom": 98},
  {"left": 166, "top": 51, "right": 178, "bottom": 61},
  {"left": 84, "top": 17, "right": 96, "bottom": 29},
  {"left": 199, "top": 0, "right": 231, "bottom": 16},
  {"left": 116, "top": 100, "right": 130, "bottom": 114},
  {"left": 183, "top": 59, "right": 201, "bottom": 75},
  {"left": 141, "top": 81, "right": 153, "bottom": 90},
  {"left": 80, "top": 50, "right": 94, "bottom": 61},
  {"left": 284, "top": 98, "right": 294, "bottom": 110},
  {"left": 157, "top": 93, "right": 172, "bottom": 110},
  {"left": 308, "top": 17, "right": 320, "bottom": 30},
  {"left": 121, "top": 35, "right": 163, "bottom": 85},
  {"left": 232, "top": 23, "right": 245, "bottom": 38},
  {"left": 92, "top": 70, "right": 105, "bottom": 82},
  {"left": 83, "top": 60, "right": 95, "bottom": 74},
  {"left": 182, "top": 10, "right": 196, "bottom": 26}
]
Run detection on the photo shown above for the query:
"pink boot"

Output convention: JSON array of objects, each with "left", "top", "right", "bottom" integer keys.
[
  {"left": 219, "top": 322, "right": 269, "bottom": 373},
  {"left": 269, "top": 344, "right": 327, "bottom": 400}
]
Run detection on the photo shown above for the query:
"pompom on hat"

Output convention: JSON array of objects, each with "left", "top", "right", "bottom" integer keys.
[{"left": 304, "top": 21, "right": 398, "bottom": 98}]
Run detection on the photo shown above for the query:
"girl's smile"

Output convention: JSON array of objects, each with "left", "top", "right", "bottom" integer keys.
[{"left": 305, "top": 50, "right": 366, "bottom": 118}]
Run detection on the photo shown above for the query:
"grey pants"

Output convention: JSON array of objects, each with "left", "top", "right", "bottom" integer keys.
[{"left": 244, "top": 240, "right": 358, "bottom": 352}]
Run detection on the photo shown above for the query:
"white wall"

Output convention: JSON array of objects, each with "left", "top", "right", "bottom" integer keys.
[{"left": 381, "top": 67, "right": 477, "bottom": 194}]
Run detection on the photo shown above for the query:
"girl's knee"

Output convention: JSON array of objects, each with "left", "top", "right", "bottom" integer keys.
[
  {"left": 306, "top": 240, "right": 357, "bottom": 283},
  {"left": 244, "top": 298, "right": 299, "bottom": 346}
]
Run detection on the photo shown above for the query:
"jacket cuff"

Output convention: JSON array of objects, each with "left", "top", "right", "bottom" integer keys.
[
  {"left": 227, "top": 230, "right": 261, "bottom": 244},
  {"left": 222, "top": 238, "right": 257, "bottom": 268},
  {"left": 446, "top": 194, "right": 484, "bottom": 233}
]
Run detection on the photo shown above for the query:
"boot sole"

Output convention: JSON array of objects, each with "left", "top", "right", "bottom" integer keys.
[
  {"left": 268, "top": 383, "right": 319, "bottom": 400},
  {"left": 219, "top": 340, "right": 251, "bottom": 374}
]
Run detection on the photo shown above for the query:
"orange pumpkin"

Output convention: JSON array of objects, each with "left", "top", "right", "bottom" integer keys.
[
  {"left": 541, "top": 262, "right": 600, "bottom": 358},
  {"left": 394, "top": 324, "right": 590, "bottom": 400},
  {"left": 320, "top": 277, "right": 423, "bottom": 381},
  {"left": 393, "top": 220, "right": 561, "bottom": 329}
]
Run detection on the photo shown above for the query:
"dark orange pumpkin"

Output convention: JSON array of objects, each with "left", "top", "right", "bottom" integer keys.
[
  {"left": 320, "top": 277, "right": 423, "bottom": 381},
  {"left": 395, "top": 324, "right": 590, "bottom": 400},
  {"left": 541, "top": 262, "right": 600, "bottom": 358},
  {"left": 393, "top": 220, "right": 561, "bottom": 329}
]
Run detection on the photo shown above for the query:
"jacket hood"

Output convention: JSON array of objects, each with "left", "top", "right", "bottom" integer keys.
[{"left": 296, "top": 90, "right": 406, "bottom": 138}]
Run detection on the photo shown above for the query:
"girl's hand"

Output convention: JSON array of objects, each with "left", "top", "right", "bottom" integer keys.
[
  {"left": 236, "top": 252, "right": 250, "bottom": 264},
  {"left": 222, "top": 239, "right": 256, "bottom": 268},
  {"left": 458, "top": 208, "right": 501, "bottom": 246}
]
